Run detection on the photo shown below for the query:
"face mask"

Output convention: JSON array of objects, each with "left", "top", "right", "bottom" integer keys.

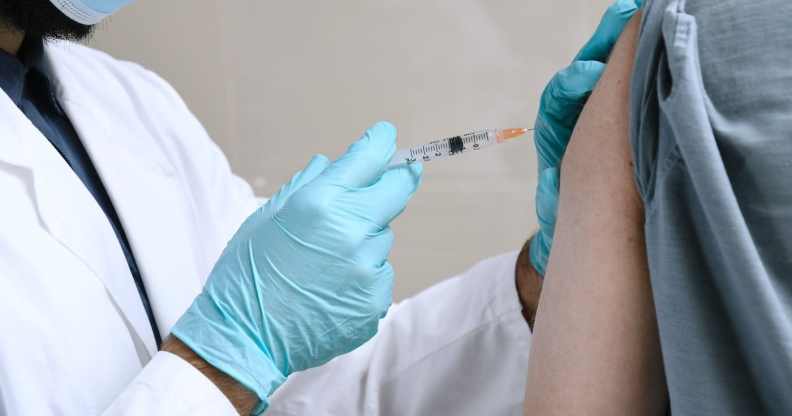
[{"left": 49, "top": 0, "right": 134, "bottom": 25}]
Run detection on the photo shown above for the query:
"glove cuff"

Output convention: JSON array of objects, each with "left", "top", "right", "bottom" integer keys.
[{"left": 172, "top": 297, "right": 287, "bottom": 414}]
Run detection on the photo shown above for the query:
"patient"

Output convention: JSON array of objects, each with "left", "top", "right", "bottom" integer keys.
[{"left": 524, "top": 0, "right": 792, "bottom": 414}]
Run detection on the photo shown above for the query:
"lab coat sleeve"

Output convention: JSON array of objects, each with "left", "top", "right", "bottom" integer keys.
[
  {"left": 265, "top": 251, "right": 532, "bottom": 416},
  {"left": 103, "top": 352, "right": 237, "bottom": 415}
]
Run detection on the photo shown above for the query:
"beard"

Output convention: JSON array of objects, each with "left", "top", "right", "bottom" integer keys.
[{"left": 0, "top": 0, "right": 94, "bottom": 41}]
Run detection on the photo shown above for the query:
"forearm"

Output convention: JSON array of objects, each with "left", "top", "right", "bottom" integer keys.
[
  {"left": 162, "top": 336, "right": 257, "bottom": 415},
  {"left": 523, "top": 13, "right": 667, "bottom": 415}
]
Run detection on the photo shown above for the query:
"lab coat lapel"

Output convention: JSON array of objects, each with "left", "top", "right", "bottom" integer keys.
[
  {"left": 45, "top": 46, "right": 205, "bottom": 339},
  {"left": 0, "top": 90, "right": 34, "bottom": 171},
  {"left": 0, "top": 84, "right": 159, "bottom": 359}
]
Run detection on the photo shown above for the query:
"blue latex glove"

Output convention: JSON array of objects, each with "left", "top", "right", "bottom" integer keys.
[
  {"left": 172, "top": 122, "right": 422, "bottom": 413},
  {"left": 530, "top": 0, "right": 642, "bottom": 276}
]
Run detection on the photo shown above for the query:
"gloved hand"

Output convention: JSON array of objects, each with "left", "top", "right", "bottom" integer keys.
[
  {"left": 530, "top": 0, "right": 642, "bottom": 276},
  {"left": 172, "top": 122, "right": 422, "bottom": 414}
]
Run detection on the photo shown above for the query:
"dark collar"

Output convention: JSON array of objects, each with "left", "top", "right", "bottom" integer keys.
[
  {"left": 19, "top": 36, "right": 47, "bottom": 71},
  {"left": 0, "top": 36, "right": 50, "bottom": 106}
]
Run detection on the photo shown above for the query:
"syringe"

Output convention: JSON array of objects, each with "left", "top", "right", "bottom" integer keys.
[{"left": 388, "top": 128, "right": 530, "bottom": 168}]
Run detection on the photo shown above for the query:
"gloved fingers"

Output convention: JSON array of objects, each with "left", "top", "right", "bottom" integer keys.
[
  {"left": 575, "top": 0, "right": 641, "bottom": 62},
  {"left": 531, "top": 167, "right": 560, "bottom": 277},
  {"left": 543, "top": 60, "right": 606, "bottom": 117},
  {"left": 267, "top": 154, "right": 331, "bottom": 213},
  {"left": 534, "top": 117, "right": 571, "bottom": 172},
  {"left": 529, "top": 231, "right": 552, "bottom": 277},
  {"left": 343, "top": 246, "right": 395, "bottom": 314},
  {"left": 342, "top": 162, "right": 423, "bottom": 228},
  {"left": 354, "top": 227, "right": 395, "bottom": 269},
  {"left": 319, "top": 121, "right": 398, "bottom": 189},
  {"left": 369, "top": 260, "right": 395, "bottom": 315},
  {"left": 536, "top": 167, "right": 560, "bottom": 233},
  {"left": 534, "top": 61, "right": 605, "bottom": 170}
]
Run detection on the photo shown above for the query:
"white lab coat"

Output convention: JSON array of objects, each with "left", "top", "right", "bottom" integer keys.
[{"left": 0, "top": 41, "right": 531, "bottom": 415}]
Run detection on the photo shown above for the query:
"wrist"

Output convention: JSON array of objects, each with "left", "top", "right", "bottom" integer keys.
[
  {"left": 516, "top": 236, "right": 544, "bottom": 330},
  {"left": 162, "top": 336, "right": 259, "bottom": 415},
  {"left": 170, "top": 297, "right": 287, "bottom": 415}
]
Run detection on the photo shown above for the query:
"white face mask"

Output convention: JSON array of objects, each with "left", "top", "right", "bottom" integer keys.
[{"left": 49, "top": 0, "right": 134, "bottom": 25}]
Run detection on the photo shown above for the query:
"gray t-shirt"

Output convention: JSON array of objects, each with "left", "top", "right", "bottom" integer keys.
[{"left": 631, "top": 0, "right": 792, "bottom": 413}]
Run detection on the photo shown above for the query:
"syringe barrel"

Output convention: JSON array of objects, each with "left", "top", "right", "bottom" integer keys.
[{"left": 387, "top": 129, "right": 498, "bottom": 168}]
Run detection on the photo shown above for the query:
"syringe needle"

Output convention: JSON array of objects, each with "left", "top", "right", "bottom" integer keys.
[{"left": 496, "top": 128, "right": 532, "bottom": 142}]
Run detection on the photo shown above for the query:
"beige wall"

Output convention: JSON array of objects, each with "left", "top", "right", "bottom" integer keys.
[{"left": 89, "top": 0, "right": 612, "bottom": 300}]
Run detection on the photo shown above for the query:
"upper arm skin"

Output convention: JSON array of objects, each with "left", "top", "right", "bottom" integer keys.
[{"left": 523, "top": 14, "right": 667, "bottom": 415}]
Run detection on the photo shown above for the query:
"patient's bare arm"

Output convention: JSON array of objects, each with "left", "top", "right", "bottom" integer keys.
[{"left": 523, "top": 14, "right": 667, "bottom": 415}]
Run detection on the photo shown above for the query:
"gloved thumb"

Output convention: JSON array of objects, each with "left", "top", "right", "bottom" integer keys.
[
  {"left": 319, "top": 121, "right": 398, "bottom": 188},
  {"left": 225, "top": 153, "right": 329, "bottom": 245},
  {"left": 341, "top": 162, "right": 423, "bottom": 228},
  {"left": 266, "top": 154, "right": 331, "bottom": 214}
]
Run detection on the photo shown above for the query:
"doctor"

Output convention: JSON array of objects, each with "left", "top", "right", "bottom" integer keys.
[{"left": 0, "top": 0, "right": 638, "bottom": 415}]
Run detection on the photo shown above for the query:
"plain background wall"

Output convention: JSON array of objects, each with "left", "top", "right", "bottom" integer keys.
[{"left": 89, "top": 0, "right": 613, "bottom": 300}]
